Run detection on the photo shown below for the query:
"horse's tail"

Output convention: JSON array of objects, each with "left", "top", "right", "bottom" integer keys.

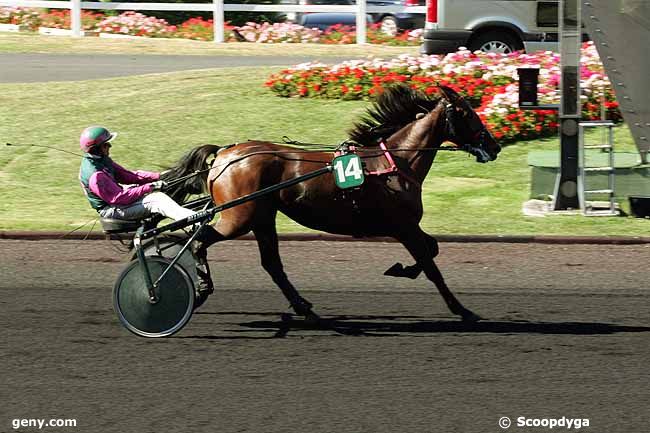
[{"left": 161, "top": 144, "right": 222, "bottom": 204}]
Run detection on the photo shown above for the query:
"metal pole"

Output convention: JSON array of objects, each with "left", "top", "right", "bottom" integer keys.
[
  {"left": 553, "top": 0, "right": 582, "bottom": 210},
  {"left": 356, "top": 0, "right": 366, "bottom": 44},
  {"left": 213, "top": 0, "right": 225, "bottom": 43},
  {"left": 71, "top": 0, "right": 82, "bottom": 37}
]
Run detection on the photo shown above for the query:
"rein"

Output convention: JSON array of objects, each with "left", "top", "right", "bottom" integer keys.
[{"left": 168, "top": 141, "right": 468, "bottom": 189}]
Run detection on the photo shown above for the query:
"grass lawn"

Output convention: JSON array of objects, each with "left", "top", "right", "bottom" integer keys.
[
  {"left": 0, "top": 51, "right": 647, "bottom": 235},
  {"left": 0, "top": 32, "right": 418, "bottom": 57}
]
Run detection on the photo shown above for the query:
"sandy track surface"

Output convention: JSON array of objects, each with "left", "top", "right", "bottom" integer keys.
[{"left": 2, "top": 239, "right": 649, "bottom": 432}]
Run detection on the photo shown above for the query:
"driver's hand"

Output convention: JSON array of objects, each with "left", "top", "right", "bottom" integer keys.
[{"left": 150, "top": 180, "right": 167, "bottom": 191}]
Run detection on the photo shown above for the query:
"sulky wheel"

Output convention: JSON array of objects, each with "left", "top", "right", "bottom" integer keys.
[
  {"left": 136, "top": 235, "right": 210, "bottom": 310},
  {"left": 113, "top": 256, "right": 194, "bottom": 338}
]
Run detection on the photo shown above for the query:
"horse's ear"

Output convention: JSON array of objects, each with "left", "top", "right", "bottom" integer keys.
[{"left": 437, "top": 85, "right": 461, "bottom": 103}]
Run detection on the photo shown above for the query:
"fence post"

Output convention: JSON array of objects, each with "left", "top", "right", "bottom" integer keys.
[
  {"left": 213, "top": 0, "right": 225, "bottom": 43},
  {"left": 356, "top": 0, "right": 366, "bottom": 44},
  {"left": 71, "top": 0, "right": 82, "bottom": 37}
]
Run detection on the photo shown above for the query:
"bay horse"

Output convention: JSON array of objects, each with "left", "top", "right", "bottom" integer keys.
[{"left": 163, "top": 85, "right": 501, "bottom": 322}]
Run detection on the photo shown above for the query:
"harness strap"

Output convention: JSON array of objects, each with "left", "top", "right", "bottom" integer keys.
[{"left": 366, "top": 141, "right": 421, "bottom": 188}]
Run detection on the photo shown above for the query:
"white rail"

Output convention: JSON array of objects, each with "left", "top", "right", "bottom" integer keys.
[{"left": 0, "top": 0, "right": 425, "bottom": 44}]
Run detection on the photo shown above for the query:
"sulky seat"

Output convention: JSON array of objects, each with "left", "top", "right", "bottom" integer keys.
[{"left": 99, "top": 217, "right": 143, "bottom": 234}]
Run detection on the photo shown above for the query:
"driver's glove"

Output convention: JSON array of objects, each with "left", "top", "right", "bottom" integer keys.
[{"left": 150, "top": 180, "right": 167, "bottom": 191}]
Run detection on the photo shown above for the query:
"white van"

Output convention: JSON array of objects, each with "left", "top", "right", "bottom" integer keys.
[{"left": 422, "top": 0, "right": 561, "bottom": 54}]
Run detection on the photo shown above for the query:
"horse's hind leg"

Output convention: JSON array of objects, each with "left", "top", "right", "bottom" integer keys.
[
  {"left": 193, "top": 224, "right": 227, "bottom": 295},
  {"left": 397, "top": 227, "right": 480, "bottom": 322},
  {"left": 384, "top": 233, "right": 438, "bottom": 279},
  {"left": 253, "top": 224, "right": 317, "bottom": 318}
]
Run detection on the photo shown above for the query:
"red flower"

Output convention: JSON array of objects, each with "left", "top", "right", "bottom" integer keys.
[{"left": 425, "top": 86, "right": 437, "bottom": 95}]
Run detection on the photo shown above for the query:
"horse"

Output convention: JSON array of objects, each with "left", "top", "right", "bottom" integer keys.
[{"left": 162, "top": 84, "right": 501, "bottom": 322}]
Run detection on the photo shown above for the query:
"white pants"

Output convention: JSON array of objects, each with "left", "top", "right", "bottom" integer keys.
[{"left": 99, "top": 192, "right": 196, "bottom": 222}]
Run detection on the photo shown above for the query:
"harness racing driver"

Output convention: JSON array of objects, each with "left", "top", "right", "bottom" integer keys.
[{"left": 78, "top": 125, "right": 219, "bottom": 296}]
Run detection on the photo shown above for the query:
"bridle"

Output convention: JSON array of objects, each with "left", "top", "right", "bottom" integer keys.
[
  {"left": 397, "top": 97, "right": 492, "bottom": 167},
  {"left": 439, "top": 98, "right": 495, "bottom": 163}
]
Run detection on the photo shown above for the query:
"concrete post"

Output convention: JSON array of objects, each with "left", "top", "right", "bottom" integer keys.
[
  {"left": 71, "top": 0, "right": 82, "bottom": 37},
  {"left": 213, "top": 0, "right": 225, "bottom": 43},
  {"left": 356, "top": 0, "right": 366, "bottom": 44}
]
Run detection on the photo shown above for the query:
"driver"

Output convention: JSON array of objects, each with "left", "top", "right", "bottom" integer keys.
[{"left": 78, "top": 125, "right": 219, "bottom": 294}]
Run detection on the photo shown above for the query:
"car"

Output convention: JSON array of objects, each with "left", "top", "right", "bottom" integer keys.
[
  {"left": 300, "top": 12, "right": 371, "bottom": 31},
  {"left": 422, "top": 0, "right": 562, "bottom": 54},
  {"left": 283, "top": 0, "right": 425, "bottom": 35}
]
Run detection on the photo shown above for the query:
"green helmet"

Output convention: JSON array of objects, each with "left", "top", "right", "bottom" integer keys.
[{"left": 80, "top": 126, "right": 117, "bottom": 152}]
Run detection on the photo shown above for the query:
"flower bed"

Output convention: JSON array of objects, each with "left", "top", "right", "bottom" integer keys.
[
  {"left": 265, "top": 42, "right": 621, "bottom": 143},
  {"left": 96, "top": 11, "right": 176, "bottom": 38},
  {"left": 0, "top": 6, "right": 422, "bottom": 45},
  {"left": 0, "top": 6, "right": 42, "bottom": 30},
  {"left": 39, "top": 9, "right": 103, "bottom": 31}
]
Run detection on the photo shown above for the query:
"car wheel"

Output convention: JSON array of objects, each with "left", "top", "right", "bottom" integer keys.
[
  {"left": 468, "top": 30, "right": 523, "bottom": 54},
  {"left": 379, "top": 16, "right": 399, "bottom": 36}
]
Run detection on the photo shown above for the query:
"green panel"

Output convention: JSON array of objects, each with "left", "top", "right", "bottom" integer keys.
[
  {"left": 530, "top": 166, "right": 650, "bottom": 199},
  {"left": 332, "top": 154, "right": 365, "bottom": 189}
]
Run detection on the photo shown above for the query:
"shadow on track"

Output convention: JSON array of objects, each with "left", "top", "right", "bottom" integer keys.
[{"left": 183, "top": 312, "right": 650, "bottom": 339}]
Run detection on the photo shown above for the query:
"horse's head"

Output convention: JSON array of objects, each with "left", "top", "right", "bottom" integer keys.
[{"left": 437, "top": 85, "right": 501, "bottom": 163}]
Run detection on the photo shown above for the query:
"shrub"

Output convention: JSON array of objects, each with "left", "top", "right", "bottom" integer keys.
[
  {"left": 0, "top": 6, "right": 43, "bottom": 30},
  {"left": 39, "top": 9, "right": 105, "bottom": 31},
  {"left": 174, "top": 17, "right": 239, "bottom": 41},
  {"left": 233, "top": 21, "right": 321, "bottom": 43},
  {"left": 96, "top": 11, "right": 176, "bottom": 37}
]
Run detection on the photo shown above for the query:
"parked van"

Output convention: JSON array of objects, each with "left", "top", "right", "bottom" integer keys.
[{"left": 422, "top": 0, "right": 561, "bottom": 54}]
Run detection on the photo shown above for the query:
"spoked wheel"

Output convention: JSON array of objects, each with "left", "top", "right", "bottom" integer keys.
[
  {"left": 379, "top": 15, "right": 399, "bottom": 36},
  {"left": 113, "top": 256, "right": 194, "bottom": 338},
  {"left": 468, "top": 30, "right": 523, "bottom": 54}
]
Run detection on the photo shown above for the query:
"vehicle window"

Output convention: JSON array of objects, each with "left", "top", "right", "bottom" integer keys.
[{"left": 537, "top": 1, "right": 559, "bottom": 27}]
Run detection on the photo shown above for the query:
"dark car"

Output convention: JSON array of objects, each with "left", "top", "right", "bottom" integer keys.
[
  {"left": 300, "top": 12, "right": 371, "bottom": 31},
  {"left": 286, "top": 0, "right": 424, "bottom": 35}
]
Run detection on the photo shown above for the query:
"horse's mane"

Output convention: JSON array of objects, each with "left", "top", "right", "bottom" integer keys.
[
  {"left": 161, "top": 144, "right": 221, "bottom": 203},
  {"left": 348, "top": 84, "right": 441, "bottom": 147}
]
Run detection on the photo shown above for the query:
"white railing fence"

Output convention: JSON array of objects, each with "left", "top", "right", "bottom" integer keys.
[{"left": 0, "top": 0, "right": 425, "bottom": 44}]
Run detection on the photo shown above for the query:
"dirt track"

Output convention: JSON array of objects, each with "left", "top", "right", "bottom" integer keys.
[{"left": 2, "top": 239, "right": 649, "bottom": 433}]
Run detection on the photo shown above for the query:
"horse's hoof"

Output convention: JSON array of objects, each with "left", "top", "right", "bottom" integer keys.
[
  {"left": 304, "top": 311, "right": 321, "bottom": 325},
  {"left": 384, "top": 263, "right": 421, "bottom": 279},
  {"left": 384, "top": 263, "right": 405, "bottom": 277},
  {"left": 461, "top": 311, "right": 482, "bottom": 323},
  {"left": 291, "top": 298, "right": 314, "bottom": 317}
]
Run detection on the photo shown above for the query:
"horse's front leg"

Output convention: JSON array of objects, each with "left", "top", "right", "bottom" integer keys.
[
  {"left": 253, "top": 224, "right": 318, "bottom": 320},
  {"left": 384, "top": 232, "right": 438, "bottom": 279},
  {"left": 396, "top": 227, "right": 481, "bottom": 322}
]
